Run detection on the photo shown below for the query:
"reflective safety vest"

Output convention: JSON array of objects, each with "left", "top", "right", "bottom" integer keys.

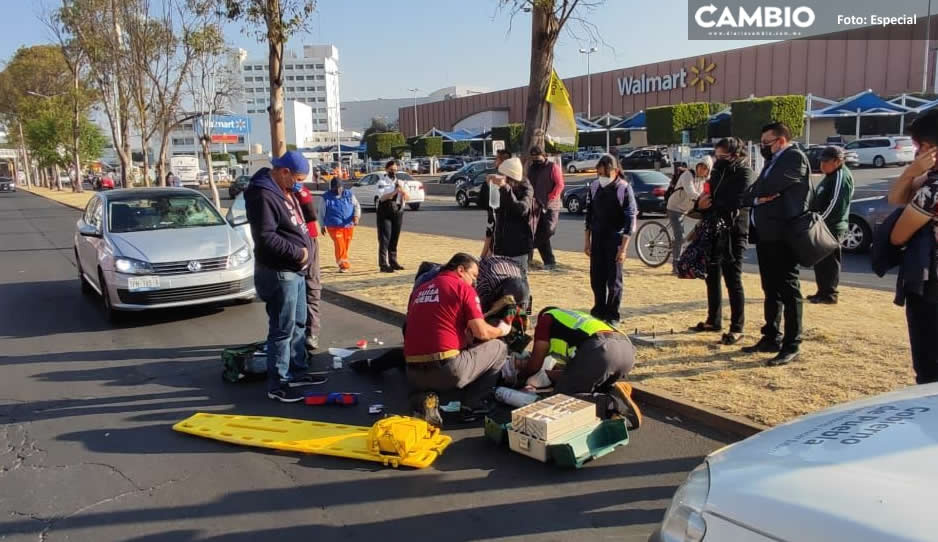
[{"left": 544, "top": 308, "right": 614, "bottom": 361}]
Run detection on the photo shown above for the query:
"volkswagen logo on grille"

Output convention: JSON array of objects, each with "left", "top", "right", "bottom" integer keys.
[{"left": 187, "top": 260, "right": 202, "bottom": 273}]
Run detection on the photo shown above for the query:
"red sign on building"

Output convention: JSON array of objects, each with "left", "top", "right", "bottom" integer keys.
[{"left": 211, "top": 134, "right": 239, "bottom": 144}]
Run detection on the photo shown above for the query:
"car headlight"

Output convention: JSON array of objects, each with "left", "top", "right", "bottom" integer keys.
[
  {"left": 114, "top": 257, "right": 154, "bottom": 275},
  {"left": 228, "top": 246, "right": 252, "bottom": 268},
  {"left": 659, "top": 462, "right": 710, "bottom": 542}
]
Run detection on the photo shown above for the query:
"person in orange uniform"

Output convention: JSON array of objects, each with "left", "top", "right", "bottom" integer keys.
[{"left": 318, "top": 178, "right": 362, "bottom": 272}]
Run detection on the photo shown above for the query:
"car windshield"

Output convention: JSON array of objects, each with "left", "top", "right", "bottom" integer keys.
[{"left": 108, "top": 195, "right": 225, "bottom": 233}]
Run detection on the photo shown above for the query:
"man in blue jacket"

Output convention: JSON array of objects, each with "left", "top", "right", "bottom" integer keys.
[{"left": 245, "top": 151, "right": 320, "bottom": 402}]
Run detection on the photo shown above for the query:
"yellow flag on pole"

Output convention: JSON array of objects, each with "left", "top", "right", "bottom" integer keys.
[{"left": 545, "top": 70, "right": 577, "bottom": 148}]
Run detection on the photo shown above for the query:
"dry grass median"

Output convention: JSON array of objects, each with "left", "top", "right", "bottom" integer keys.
[{"left": 325, "top": 223, "right": 912, "bottom": 427}]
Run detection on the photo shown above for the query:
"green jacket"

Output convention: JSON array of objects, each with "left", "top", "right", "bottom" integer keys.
[{"left": 811, "top": 166, "right": 854, "bottom": 236}]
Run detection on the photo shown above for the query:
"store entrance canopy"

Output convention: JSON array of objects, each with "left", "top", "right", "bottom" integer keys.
[
  {"left": 805, "top": 90, "right": 913, "bottom": 141},
  {"left": 612, "top": 111, "right": 646, "bottom": 130},
  {"left": 421, "top": 128, "right": 484, "bottom": 141}
]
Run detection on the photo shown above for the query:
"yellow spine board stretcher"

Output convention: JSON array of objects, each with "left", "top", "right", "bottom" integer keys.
[{"left": 173, "top": 412, "right": 453, "bottom": 469}]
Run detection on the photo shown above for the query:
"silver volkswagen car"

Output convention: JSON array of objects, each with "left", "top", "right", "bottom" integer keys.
[{"left": 74, "top": 188, "right": 255, "bottom": 321}]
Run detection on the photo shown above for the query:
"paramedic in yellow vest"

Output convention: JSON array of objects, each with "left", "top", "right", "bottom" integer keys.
[{"left": 518, "top": 307, "right": 642, "bottom": 428}]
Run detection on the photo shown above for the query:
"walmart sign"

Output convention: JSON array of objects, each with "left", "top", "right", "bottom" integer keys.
[
  {"left": 194, "top": 115, "right": 251, "bottom": 135},
  {"left": 617, "top": 58, "right": 717, "bottom": 96}
]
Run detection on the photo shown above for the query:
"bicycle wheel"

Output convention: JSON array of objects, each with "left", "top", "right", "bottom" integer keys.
[{"left": 635, "top": 221, "right": 672, "bottom": 268}]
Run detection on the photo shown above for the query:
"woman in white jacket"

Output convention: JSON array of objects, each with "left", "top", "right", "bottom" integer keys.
[{"left": 666, "top": 155, "right": 712, "bottom": 273}]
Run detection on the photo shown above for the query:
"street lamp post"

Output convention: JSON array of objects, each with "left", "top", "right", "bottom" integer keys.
[
  {"left": 408, "top": 87, "right": 420, "bottom": 137},
  {"left": 578, "top": 47, "right": 598, "bottom": 119}
]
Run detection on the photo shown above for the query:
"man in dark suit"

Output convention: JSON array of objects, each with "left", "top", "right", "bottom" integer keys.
[{"left": 742, "top": 122, "right": 810, "bottom": 366}]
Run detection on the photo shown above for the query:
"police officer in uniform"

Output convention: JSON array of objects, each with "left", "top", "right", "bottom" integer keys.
[{"left": 376, "top": 160, "right": 408, "bottom": 272}]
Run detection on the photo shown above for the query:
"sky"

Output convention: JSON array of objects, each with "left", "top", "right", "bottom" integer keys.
[{"left": 0, "top": 0, "right": 768, "bottom": 101}]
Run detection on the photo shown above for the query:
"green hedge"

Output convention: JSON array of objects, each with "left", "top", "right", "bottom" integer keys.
[
  {"left": 443, "top": 140, "right": 471, "bottom": 155},
  {"left": 411, "top": 136, "right": 443, "bottom": 157},
  {"left": 646, "top": 102, "right": 712, "bottom": 145},
  {"left": 491, "top": 124, "right": 525, "bottom": 153},
  {"left": 731, "top": 95, "right": 805, "bottom": 142},
  {"left": 366, "top": 131, "right": 406, "bottom": 159}
]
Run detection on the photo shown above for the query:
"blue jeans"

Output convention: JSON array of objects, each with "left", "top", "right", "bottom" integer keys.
[{"left": 254, "top": 264, "right": 309, "bottom": 391}]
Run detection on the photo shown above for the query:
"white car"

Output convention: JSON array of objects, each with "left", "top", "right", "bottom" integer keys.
[
  {"left": 74, "top": 188, "right": 255, "bottom": 321},
  {"left": 565, "top": 152, "right": 603, "bottom": 173},
  {"left": 844, "top": 136, "right": 915, "bottom": 168},
  {"left": 651, "top": 383, "right": 938, "bottom": 542},
  {"left": 351, "top": 172, "right": 425, "bottom": 211}
]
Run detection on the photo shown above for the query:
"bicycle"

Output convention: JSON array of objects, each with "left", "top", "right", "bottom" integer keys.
[{"left": 634, "top": 220, "right": 673, "bottom": 268}]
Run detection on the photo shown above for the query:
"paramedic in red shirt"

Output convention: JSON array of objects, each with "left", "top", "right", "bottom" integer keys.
[
  {"left": 295, "top": 182, "right": 321, "bottom": 353},
  {"left": 405, "top": 253, "right": 510, "bottom": 426}
]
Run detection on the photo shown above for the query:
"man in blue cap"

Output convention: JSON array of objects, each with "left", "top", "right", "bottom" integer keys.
[{"left": 245, "top": 150, "right": 324, "bottom": 402}]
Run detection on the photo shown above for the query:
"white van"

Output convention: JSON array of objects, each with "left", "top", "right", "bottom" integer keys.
[{"left": 844, "top": 136, "right": 915, "bottom": 168}]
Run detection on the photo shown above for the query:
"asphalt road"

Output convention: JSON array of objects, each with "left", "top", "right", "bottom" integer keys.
[{"left": 0, "top": 191, "right": 731, "bottom": 542}]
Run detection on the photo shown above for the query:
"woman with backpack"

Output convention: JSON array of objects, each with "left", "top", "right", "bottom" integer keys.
[
  {"left": 666, "top": 157, "right": 711, "bottom": 274},
  {"left": 692, "top": 137, "right": 755, "bottom": 345},
  {"left": 584, "top": 154, "right": 638, "bottom": 326}
]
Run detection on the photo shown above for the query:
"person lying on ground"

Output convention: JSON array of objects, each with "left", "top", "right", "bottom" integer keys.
[{"left": 352, "top": 256, "right": 530, "bottom": 374}]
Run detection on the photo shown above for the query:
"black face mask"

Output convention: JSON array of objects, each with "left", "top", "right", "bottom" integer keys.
[
  {"left": 387, "top": 171, "right": 396, "bottom": 179},
  {"left": 760, "top": 144, "right": 775, "bottom": 160}
]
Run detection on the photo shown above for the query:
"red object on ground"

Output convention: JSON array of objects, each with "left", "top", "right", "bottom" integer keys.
[
  {"left": 356, "top": 339, "right": 368, "bottom": 349},
  {"left": 303, "top": 392, "right": 359, "bottom": 406}
]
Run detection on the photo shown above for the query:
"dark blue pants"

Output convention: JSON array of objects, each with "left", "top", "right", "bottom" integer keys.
[
  {"left": 756, "top": 241, "right": 803, "bottom": 352},
  {"left": 906, "top": 293, "right": 938, "bottom": 384},
  {"left": 254, "top": 264, "right": 309, "bottom": 392},
  {"left": 590, "top": 235, "right": 623, "bottom": 322}
]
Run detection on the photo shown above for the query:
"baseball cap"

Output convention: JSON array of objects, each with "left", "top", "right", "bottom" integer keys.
[{"left": 271, "top": 150, "right": 310, "bottom": 175}]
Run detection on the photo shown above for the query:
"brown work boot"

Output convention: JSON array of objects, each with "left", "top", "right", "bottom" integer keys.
[{"left": 609, "top": 382, "right": 643, "bottom": 430}]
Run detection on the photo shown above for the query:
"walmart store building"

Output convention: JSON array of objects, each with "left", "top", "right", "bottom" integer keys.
[{"left": 400, "top": 25, "right": 938, "bottom": 145}]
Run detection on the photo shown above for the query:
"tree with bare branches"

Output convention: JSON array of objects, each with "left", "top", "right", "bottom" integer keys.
[
  {"left": 60, "top": 0, "right": 133, "bottom": 188},
  {"left": 188, "top": 23, "right": 237, "bottom": 209},
  {"left": 200, "top": 0, "right": 316, "bottom": 158},
  {"left": 500, "top": 0, "right": 604, "bottom": 157},
  {"left": 43, "top": 2, "right": 94, "bottom": 192}
]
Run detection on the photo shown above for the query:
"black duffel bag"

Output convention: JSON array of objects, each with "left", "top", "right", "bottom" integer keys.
[{"left": 785, "top": 211, "right": 839, "bottom": 267}]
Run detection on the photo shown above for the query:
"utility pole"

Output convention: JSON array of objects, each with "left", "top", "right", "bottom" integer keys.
[
  {"left": 110, "top": 0, "right": 125, "bottom": 186},
  {"left": 925, "top": 0, "right": 933, "bottom": 93},
  {"left": 408, "top": 87, "right": 420, "bottom": 137},
  {"left": 17, "top": 121, "right": 31, "bottom": 188},
  {"left": 579, "top": 47, "right": 597, "bottom": 119}
]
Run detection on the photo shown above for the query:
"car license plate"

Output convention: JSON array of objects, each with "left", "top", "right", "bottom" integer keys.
[{"left": 127, "top": 276, "right": 160, "bottom": 291}]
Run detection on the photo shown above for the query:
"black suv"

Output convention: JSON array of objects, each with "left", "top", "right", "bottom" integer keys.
[
  {"left": 455, "top": 168, "right": 496, "bottom": 208},
  {"left": 442, "top": 160, "right": 495, "bottom": 184},
  {"left": 620, "top": 148, "right": 671, "bottom": 170}
]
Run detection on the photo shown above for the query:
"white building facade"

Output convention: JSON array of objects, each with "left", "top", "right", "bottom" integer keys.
[{"left": 235, "top": 45, "right": 341, "bottom": 136}]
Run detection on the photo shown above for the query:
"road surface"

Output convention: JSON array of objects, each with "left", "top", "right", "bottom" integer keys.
[{"left": 0, "top": 191, "right": 730, "bottom": 542}]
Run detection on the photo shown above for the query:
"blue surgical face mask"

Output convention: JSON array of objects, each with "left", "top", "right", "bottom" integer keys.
[{"left": 292, "top": 182, "right": 303, "bottom": 193}]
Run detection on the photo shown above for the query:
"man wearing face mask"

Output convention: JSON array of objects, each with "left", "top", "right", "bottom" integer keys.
[
  {"left": 376, "top": 160, "right": 409, "bottom": 273},
  {"left": 245, "top": 150, "right": 323, "bottom": 402},
  {"left": 741, "top": 122, "right": 811, "bottom": 367},
  {"left": 527, "top": 146, "right": 565, "bottom": 270},
  {"left": 318, "top": 178, "right": 361, "bottom": 273}
]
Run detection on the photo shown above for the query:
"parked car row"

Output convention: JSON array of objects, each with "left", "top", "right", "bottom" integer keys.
[{"left": 350, "top": 171, "right": 425, "bottom": 211}]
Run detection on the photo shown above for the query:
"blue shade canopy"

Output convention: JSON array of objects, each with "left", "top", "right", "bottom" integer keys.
[
  {"left": 708, "top": 108, "right": 731, "bottom": 125},
  {"left": 612, "top": 111, "right": 646, "bottom": 129},
  {"left": 422, "top": 128, "right": 483, "bottom": 141},
  {"left": 811, "top": 90, "right": 913, "bottom": 117},
  {"left": 575, "top": 116, "right": 605, "bottom": 132}
]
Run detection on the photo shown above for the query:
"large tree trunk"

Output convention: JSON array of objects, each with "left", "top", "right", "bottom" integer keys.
[
  {"left": 54, "top": 164, "right": 63, "bottom": 191},
  {"left": 521, "top": 2, "right": 560, "bottom": 164},
  {"left": 202, "top": 138, "right": 220, "bottom": 209},
  {"left": 267, "top": 0, "right": 286, "bottom": 157},
  {"left": 156, "top": 121, "right": 170, "bottom": 187},
  {"left": 72, "top": 71, "right": 83, "bottom": 194}
]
